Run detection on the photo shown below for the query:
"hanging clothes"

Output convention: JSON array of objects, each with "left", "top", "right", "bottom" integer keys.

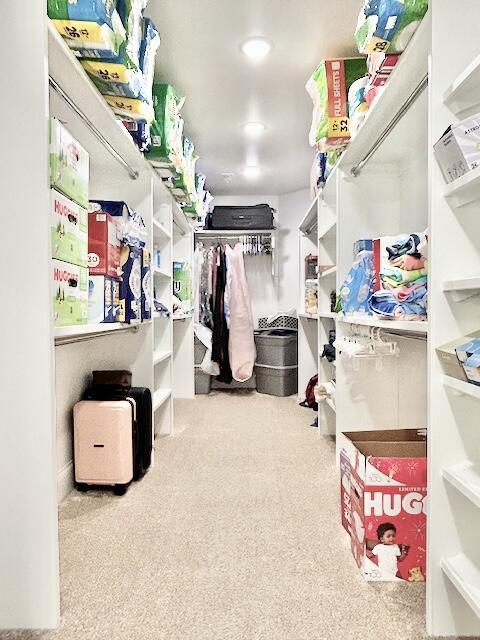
[
  {"left": 193, "top": 246, "right": 204, "bottom": 323},
  {"left": 211, "top": 247, "right": 232, "bottom": 384},
  {"left": 228, "top": 243, "right": 256, "bottom": 382}
]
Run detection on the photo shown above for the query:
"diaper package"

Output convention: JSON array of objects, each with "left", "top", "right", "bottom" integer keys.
[
  {"left": 147, "top": 84, "right": 186, "bottom": 166},
  {"left": 355, "top": 0, "right": 428, "bottom": 55},
  {"left": 48, "top": 0, "right": 126, "bottom": 59},
  {"left": 88, "top": 205, "right": 122, "bottom": 278},
  {"left": 173, "top": 261, "right": 193, "bottom": 313},
  {"left": 348, "top": 76, "right": 370, "bottom": 139},
  {"left": 52, "top": 259, "right": 88, "bottom": 327},
  {"left": 90, "top": 200, "right": 147, "bottom": 247},
  {"left": 123, "top": 119, "right": 151, "bottom": 151},
  {"left": 306, "top": 58, "right": 367, "bottom": 151},
  {"left": 88, "top": 275, "right": 117, "bottom": 323},
  {"left": 50, "top": 118, "right": 89, "bottom": 209},
  {"left": 117, "top": 0, "right": 148, "bottom": 70},
  {"left": 141, "top": 248, "right": 152, "bottom": 321},
  {"left": 51, "top": 190, "right": 88, "bottom": 267},
  {"left": 118, "top": 244, "right": 143, "bottom": 323}
]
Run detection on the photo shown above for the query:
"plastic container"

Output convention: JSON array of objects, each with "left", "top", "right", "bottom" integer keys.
[
  {"left": 254, "top": 330, "right": 298, "bottom": 367},
  {"left": 194, "top": 366, "right": 211, "bottom": 395},
  {"left": 255, "top": 364, "right": 298, "bottom": 397},
  {"left": 194, "top": 336, "right": 207, "bottom": 365}
]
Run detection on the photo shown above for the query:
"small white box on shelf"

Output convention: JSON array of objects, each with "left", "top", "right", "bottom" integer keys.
[
  {"left": 434, "top": 113, "right": 480, "bottom": 184},
  {"left": 88, "top": 275, "right": 117, "bottom": 324}
]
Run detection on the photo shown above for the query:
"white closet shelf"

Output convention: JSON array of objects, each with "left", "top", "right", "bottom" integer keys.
[
  {"left": 319, "top": 266, "right": 337, "bottom": 278},
  {"left": 443, "top": 166, "right": 480, "bottom": 208},
  {"left": 153, "top": 312, "right": 170, "bottom": 320},
  {"left": 443, "top": 462, "right": 480, "bottom": 509},
  {"left": 336, "top": 14, "right": 428, "bottom": 174},
  {"left": 299, "top": 193, "right": 320, "bottom": 234},
  {"left": 298, "top": 312, "right": 318, "bottom": 321},
  {"left": 153, "top": 266, "right": 171, "bottom": 278},
  {"left": 153, "top": 388, "right": 172, "bottom": 411},
  {"left": 318, "top": 219, "right": 337, "bottom": 240},
  {"left": 153, "top": 219, "right": 172, "bottom": 240},
  {"left": 443, "top": 276, "right": 480, "bottom": 292},
  {"left": 319, "top": 311, "right": 337, "bottom": 319},
  {"left": 172, "top": 202, "right": 192, "bottom": 236},
  {"left": 443, "top": 52, "right": 480, "bottom": 116},
  {"left": 173, "top": 313, "right": 193, "bottom": 321},
  {"left": 441, "top": 554, "right": 480, "bottom": 619},
  {"left": 337, "top": 315, "right": 428, "bottom": 334},
  {"left": 54, "top": 322, "right": 146, "bottom": 342},
  {"left": 443, "top": 375, "right": 480, "bottom": 399},
  {"left": 153, "top": 350, "right": 172, "bottom": 366},
  {"left": 325, "top": 398, "right": 336, "bottom": 413}
]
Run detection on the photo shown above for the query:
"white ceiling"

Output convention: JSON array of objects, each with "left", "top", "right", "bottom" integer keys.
[{"left": 147, "top": 0, "right": 361, "bottom": 196}]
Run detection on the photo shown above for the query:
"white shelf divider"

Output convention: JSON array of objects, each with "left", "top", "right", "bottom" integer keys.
[
  {"left": 443, "top": 52, "right": 480, "bottom": 115},
  {"left": 337, "top": 314, "right": 428, "bottom": 335},
  {"left": 443, "top": 375, "right": 480, "bottom": 399},
  {"left": 443, "top": 166, "right": 480, "bottom": 208},
  {"left": 443, "top": 461, "right": 480, "bottom": 509},
  {"left": 153, "top": 266, "right": 171, "bottom": 278},
  {"left": 153, "top": 219, "right": 172, "bottom": 239},
  {"left": 325, "top": 398, "right": 336, "bottom": 413},
  {"left": 153, "top": 388, "right": 172, "bottom": 411},
  {"left": 441, "top": 554, "right": 480, "bottom": 619},
  {"left": 319, "top": 266, "right": 337, "bottom": 278},
  {"left": 318, "top": 311, "right": 337, "bottom": 319},
  {"left": 153, "top": 350, "right": 172, "bottom": 366},
  {"left": 318, "top": 219, "right": 337, "bottom": 240},
  {"left": 443, "top": 275, "right": 480, "bottom": 302},
  {"left": 298, "top": 312, "right": 318, "bottom": 321}
]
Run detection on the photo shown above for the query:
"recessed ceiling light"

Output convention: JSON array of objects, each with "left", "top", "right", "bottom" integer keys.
[
  {"left": 243, "top": 166, "right": 261, "bottom": 179},
  {"left": 241, "top": 37, "right": 272, "bottom": 62},
  {"left": 243, "top": 122, "right": 265, "bottom": 136}
]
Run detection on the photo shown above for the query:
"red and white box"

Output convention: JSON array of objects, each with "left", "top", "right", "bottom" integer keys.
[
  {"left": 340, "top": 429, "right": 427, "bottom": 582},
  {"left": 88, "top": 204, "right": 122, "bottom": 279}
]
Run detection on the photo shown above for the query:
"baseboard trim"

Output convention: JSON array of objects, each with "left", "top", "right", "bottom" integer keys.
[{"left": 57, "top": 460, "right": 74, "bottom": 504}]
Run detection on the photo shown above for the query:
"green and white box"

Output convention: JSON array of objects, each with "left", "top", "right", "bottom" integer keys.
[
  {"left": 51, "top": 189, "right": 88, "bottom": 267},
  {"left": 52, "top": 259, "right": 88, "bottom": 327},
  {"left": 50, "top": 118, "right": 89, "bottom": 208},
  {"left": 434, "top": 112, "right": 480, "bottom": 184}
]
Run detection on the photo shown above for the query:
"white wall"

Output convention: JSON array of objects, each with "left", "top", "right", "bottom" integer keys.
[{"left": 213, "top": 190, "right": 310, "bottom": 323}]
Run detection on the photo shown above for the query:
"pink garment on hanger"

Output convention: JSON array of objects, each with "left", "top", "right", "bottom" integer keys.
[{"left": 228, "top": 243, "right": 256, "bottom": 382}]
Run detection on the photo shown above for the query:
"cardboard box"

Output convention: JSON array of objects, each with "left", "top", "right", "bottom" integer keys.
[
  {"left": 88, "top": 276, "right": 116, "bottom": 324},
  {"left": 340, "top": 429, "right": 427, "bottom": 582},
  {"left": 88, "top": 206, "right": 121, "bottom": 279},
  {"left": 51, "top": 190, "right": 88, "bottom": 267},
  {"left": 49, "top": 118, "right": 89, "bottom": 208},
  {"left": 141, "top": 248, "right": 152, "bottom": 321},
  {"left": 436, "top": 332, "right": 480, "bottom": 382},
  {"left": 52, "top": 259, "right": 88, "bottom": 327},
  {"left": 117, "top": 245, "right": 142, "bottom": 324},
  {"left": 434, "top": 113, "right": 480, "bottom": 184}
]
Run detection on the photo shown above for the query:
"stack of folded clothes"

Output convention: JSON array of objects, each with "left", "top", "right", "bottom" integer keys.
[{"left": 370, "top": 233, "right": 428, "bottom": 320}]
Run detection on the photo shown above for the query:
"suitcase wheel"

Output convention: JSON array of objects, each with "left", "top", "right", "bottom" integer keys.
[
  {"left": 76, "top": 483, "right": 89, "bottom": 493},
  {"left": 113, "top": 483, "right": 129, "bottom": 496}
]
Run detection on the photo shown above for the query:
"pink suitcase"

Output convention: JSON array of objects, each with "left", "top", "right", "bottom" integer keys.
[{"left": 73, "top": 400, "right": 134, "bottom": 495}]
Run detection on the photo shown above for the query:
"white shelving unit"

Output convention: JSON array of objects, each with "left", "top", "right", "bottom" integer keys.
[
  {"left": 297, "top": 8, "right": 480, "bottom": 637},
  {"left": 0, "top": 8, "right": 196, "bottom": 628}
]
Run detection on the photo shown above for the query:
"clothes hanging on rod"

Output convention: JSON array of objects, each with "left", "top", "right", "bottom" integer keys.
[{"left": 212, "top": 246, "right": 232, "bottom": 384}]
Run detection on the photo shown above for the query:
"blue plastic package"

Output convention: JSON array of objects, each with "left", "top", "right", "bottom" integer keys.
[{"left": 339, "top": 250, "right": 375, "bottom": 315}]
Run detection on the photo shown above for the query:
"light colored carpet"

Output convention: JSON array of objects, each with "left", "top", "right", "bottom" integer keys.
[{"left": 3, "top": 392, "right": 440, "bottom": 640}]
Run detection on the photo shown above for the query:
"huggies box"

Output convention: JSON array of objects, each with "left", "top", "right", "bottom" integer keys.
[
  {"left": 49, "top": 118, "right": 89, "bottom": 208},
  {"left": 340, "top": 429, "right": 427, "bottom": 582},
  {"left": 52, "top": 259, "right": 88, "bottom": 327},
  {"left": 51, "top": 189, "right": 88, "bottom": 267}
]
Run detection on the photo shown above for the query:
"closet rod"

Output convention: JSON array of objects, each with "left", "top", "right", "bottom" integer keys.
[
  {"left": 350, "top": 74, "right": 428, "bottom": 178},
  {"left": 55, "top": 325, "right": 140, "bottom": 346},
  {"left": 49, "top": 76, "right": 140, "bottom": 181}
]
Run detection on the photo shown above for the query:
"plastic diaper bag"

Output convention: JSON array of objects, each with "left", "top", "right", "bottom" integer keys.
[
  {"left": 355, "top": 0, "right": 428, "bottom": 55},
  {"left": 338, "top": 250, "right": 375, "bottom": 315}
]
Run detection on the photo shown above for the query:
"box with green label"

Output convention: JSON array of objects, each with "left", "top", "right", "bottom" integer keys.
[
  {"left": 50, "top": 118, "right": 89, "bottom": 209},
  {"left": 52, "top": 259, "right": 88, "bottom": 327},
  {"left": 51, "top": 190, "right": 88, "bottom": 267}
]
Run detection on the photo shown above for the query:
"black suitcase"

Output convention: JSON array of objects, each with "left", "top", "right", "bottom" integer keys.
[
  {"left": 207, "top": 204, "right": 274, "bottom": 230},
  {"left": 86, "top": 371, "right": 153, "bottom": 480}
]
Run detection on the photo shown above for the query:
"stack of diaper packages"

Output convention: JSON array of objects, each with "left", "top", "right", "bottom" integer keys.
[
  {"left": 48, "top": 1, "right": 160, "bottom": 150},
  {"left": 369, "top": 232, "right": 428, "bottom": 321},
  {"left": 50, "top": 118, "right": 90, "bottom": 327}
]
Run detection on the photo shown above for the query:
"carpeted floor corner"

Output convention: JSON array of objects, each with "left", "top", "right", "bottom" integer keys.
[{"left": 2, "top": 392, "right": 440, "bottom": 640}]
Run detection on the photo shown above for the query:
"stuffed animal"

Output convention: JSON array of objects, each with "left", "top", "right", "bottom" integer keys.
[{"left": 408, "top": 566, "right": 425, "bottom": 582}]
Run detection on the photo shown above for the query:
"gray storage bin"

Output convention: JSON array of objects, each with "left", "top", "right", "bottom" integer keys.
[
  {"left": 211, "top": 374, "right": 256, "bottom": 390},
  {"left": 255, "top": 364, "right": 298, "bottom": 397},
  {"left": 195, "top": 366, "right": 211, "bottom": 394},
  {"left": 255, "top": 329, "right": 298, "bottom": 367},
  {"left": 194, "top": 336, "right": 207, "bottom": 365}
]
